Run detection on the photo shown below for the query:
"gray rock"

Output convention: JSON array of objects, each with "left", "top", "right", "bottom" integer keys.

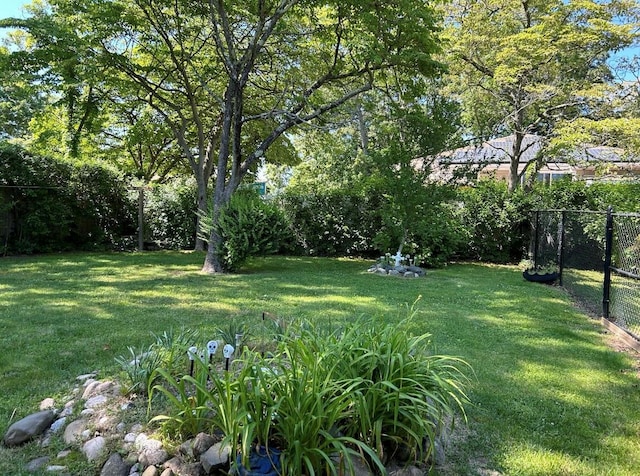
[
  {"left": 3, "top": 410, "right": 56, "bottom": 447},
  {"left": 96, "top": 415, "right": 116, "bottom": 432},
  {"left": 178, "top": 439, "right": 194, "bottom": 458},
  {"left": 163, "top": 458, "right": 202, "bottom": 476},
  {"left": 200, "top": 442, "right": 231, "bottom": 474},
  {"left": 192, "top": 432, "right": 216, "bottom": 458},
  {"left": 390, "top": 466, "right": 424, "bottom": 476},
  {"left": 101, "top": 453, "right": 131, "bottom": 476},
  {"left": 160, "top": 469, "right": 174, "bottom": 476},
  {"left": 139, "top": 446, "right": 169, "bottom": 467},
  {"left": 26, "top": 456, "right": 50, "bottom": 472},
  {"left": 406, "top": 265, "right": 425, "bottom": 276},
  {"left": 46, "top": 465, "right": 68, "bottom": 472},
  {"left": 83, "top": 436, "right": 107, "bottom": 461},
  {"left": 50, "top": 417, "right": 67, "bottom": 434},
  {"left": 85, "top": 395, "right": 109, "bottom": 409},
  {"left": 141, "top": 466, "right": 159, "bottom": 476},
  {"left": 332, "top": 452, "right": 372, "bottom": 476},
  {"left": 77, "top": 372, "right": 98, "bottom": 381}
]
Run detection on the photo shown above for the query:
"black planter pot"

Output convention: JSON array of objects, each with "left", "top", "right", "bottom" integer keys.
[{"left": 523, "top": 270, "right": 559, "bottom": 283}]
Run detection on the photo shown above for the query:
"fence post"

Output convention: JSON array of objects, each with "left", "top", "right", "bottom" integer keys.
[
  {"left": 138, "top": 187, "right": 145, "bottom": 252},
  {"left": 558, "top": 210, "right": 565, "bottom": 286},
  {"left": 533, "top": 210, "right": 539, "bottom": 268},
  {"left": 602, "top": 206, "right": 614, "bottom": 320}
]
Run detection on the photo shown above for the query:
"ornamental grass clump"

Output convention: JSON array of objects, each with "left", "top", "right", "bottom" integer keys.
[{"left": 146, "top": 316, "right": 471, "bottom": 475}]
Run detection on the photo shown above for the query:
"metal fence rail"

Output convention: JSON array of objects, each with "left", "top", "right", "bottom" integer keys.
[{"left": 531, "top": 209, "right": 640, "bottom": 341}]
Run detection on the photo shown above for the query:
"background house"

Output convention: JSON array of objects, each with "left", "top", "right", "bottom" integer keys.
[{"left": 430, "top": 134, "right": 640, "bottom": 185}]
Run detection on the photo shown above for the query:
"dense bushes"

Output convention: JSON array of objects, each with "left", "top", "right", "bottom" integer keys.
[
  {"left": 3, "top": 138, "right": 638, "bottom": 267},
  {"left": 0, "top": 143, "right": 135, "bottom": 255},
  {"left": 278, "top": 190, "right": 382, "bottom": 257},
  {"left": 280, "top": 179, "right": 640, "bottom": 266},
  {"left": 144, "top": 178, "right": 198, "bottom": 250},
  {"left": 212, "top": 190, "right": 291, "bottom": 271}
]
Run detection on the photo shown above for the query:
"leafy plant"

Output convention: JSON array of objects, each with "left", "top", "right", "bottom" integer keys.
[
  {"left": 199, "top": 189, "right": 290, "bottom": 271},
  {"left": 148, "top": 357, "right": 217, "bottom": 440},
  {"left": 269, "top": 347, "right": 384, "bottom": 476},
  {"left": 114, "top": 345, "right": 164, "bottom": 396},
  {"left": 314, "top": 317, "right": 471, "bottom": 465},
  {"left": 216, "top": 319, "right": 249, "bottom": 350}
]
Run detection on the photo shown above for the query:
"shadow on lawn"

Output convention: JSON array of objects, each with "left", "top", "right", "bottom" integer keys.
[{"left": 2, "top": 254, "right": 639, "bottom": 475}]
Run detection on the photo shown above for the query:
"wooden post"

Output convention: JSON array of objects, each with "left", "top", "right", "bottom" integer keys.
[{"left": 138, "top": 187, "right": 144, "bottom": 252}]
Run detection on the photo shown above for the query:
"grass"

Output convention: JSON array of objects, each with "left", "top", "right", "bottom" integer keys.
[{"left": 1, "top": 252, "right": 639, "bottom": 475}]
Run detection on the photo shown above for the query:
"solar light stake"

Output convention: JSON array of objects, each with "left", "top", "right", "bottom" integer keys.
[
  {"left": 223, "top": 344, "right": 234, "bottom": 371},
  {"left": 187, "top": 346, "right": 197, "bottom": 377},
  {"left": 207, "top": 340, "right": 218, "bottom": 363}
]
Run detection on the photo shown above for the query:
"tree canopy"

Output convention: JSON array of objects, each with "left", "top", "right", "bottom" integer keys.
[{"left": 443, "top": 0, "right": 638, "bottom": 191}]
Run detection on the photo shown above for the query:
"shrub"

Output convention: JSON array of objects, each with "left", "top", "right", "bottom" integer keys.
[
  {"left": 455, "top": 181, "right": 535, "bottom": 263},
  {"left": 278, "top": 189, "right": 382, "bottom": 257},
  {"left": 207, "top": 189, "right": 291, "bottom": 271},
  {"left": 144, "top": 178, "right": 198, "bottom": 249},
  {"left": 0, "top": 142, "right": 135, "bottom": 254}
]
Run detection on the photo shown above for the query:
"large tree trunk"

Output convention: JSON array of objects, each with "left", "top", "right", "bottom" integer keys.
[{"left": 202, "top": 81, "right": 238, "bottom": 273}]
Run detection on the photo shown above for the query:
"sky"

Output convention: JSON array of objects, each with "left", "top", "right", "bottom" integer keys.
[{"left": 0, "top": 0, "right": 29, "bottom": 20}]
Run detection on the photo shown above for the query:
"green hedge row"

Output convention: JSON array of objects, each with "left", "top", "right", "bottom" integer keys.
[
  {"left": 3, "top": 141, "right": 639, "bottom": 265},
  {"left": 0, "top": 143, "right": 135, "bottom": 255}
]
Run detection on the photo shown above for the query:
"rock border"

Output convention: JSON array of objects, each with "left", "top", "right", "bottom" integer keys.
[{"left": 3, "top": 372, "right": 439, "bottom": 476}]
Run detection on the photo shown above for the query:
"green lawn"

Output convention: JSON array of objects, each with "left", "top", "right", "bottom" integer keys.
[{"left": 1, "top": 252, "right": 639, "bottom": 475}]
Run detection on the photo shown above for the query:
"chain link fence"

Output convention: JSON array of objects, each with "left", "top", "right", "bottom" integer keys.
[
  {"left": 531, "top": 209, "right": 640, "bottom": 341},
  {"left": 608, "top": 212, "right": 640, "bottom": 338}
]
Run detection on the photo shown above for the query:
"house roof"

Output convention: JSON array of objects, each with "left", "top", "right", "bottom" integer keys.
[{"left": 436, "top": 134, "right": 628, "bottom": 165}]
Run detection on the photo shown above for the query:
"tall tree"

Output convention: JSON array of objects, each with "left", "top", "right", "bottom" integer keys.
[
  {"left": 197, "top": 0, "right": 444, "bottom": 272},
  {"left": 3, "top": 0, "right": 444, "bottom": 270},
  {"left": 443, "top": 0, "right": 637, "bottom": 192}
]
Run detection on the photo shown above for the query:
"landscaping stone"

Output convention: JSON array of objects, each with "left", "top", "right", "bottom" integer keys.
[
  {"left": 192, "top": 432, "right": 217, "bottom": 459},
  {"left": 83, "top": 436, "right": 107, "bottom": 461},
  {"left": 100, "top": 453, "right": 131, "bottom": 476},
  {"left": 63, "top": 419, "right": 89, "bottom": 445},
  {"left": 3, "top": 410, "right": 56, "bottom": 447},
  {"left": 390, "top": 466, "right": 425, "bottom": 476},
  {"left": 136, "top": 436, "right": 169, "bottom": 467},
  {"left": 26, "top": 456, "right": 50, "bottom": 472},
  {"left": 200, "top": 441, "right": 231, "bottom": 473},
  {"left": 163, "top": 457, "right": 202, "bottom": 476},
  {"left": 40, "top": 398, "right": 56, "bottom": 410},
  {"left": 141, "top": 465, "right": 159, "bottom": 476},
  {"left": 46, "top": 465, "right": 68, "bottom": 472},
  {"left": 367, "top": 262, "right": 425, "bottom": 277},
  {"left": 50, "top": 417, "right": 67, "bottom": 434},
  {"left": 85, "top": 395, "right": 109, "bottom": 409},
  {"left": 5, "top": 372, "right": 451, "bottom": 476}
]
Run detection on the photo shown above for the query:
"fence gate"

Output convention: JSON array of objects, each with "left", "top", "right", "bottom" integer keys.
[{"left": 531, "top": 209, "right": 640, "bottom": 343}]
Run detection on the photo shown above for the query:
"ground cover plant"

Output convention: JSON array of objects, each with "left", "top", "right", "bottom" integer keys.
[{"left": 1, "top": 253, "right": 639, "bottom": 475}]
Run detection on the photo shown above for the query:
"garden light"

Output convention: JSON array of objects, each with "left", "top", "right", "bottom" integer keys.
[
  {"left": 223, "top": 344, "right": 234, "bottom": 371},
  {"left": 187, "top": 346, "right": 198, "bottom": 376}
]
